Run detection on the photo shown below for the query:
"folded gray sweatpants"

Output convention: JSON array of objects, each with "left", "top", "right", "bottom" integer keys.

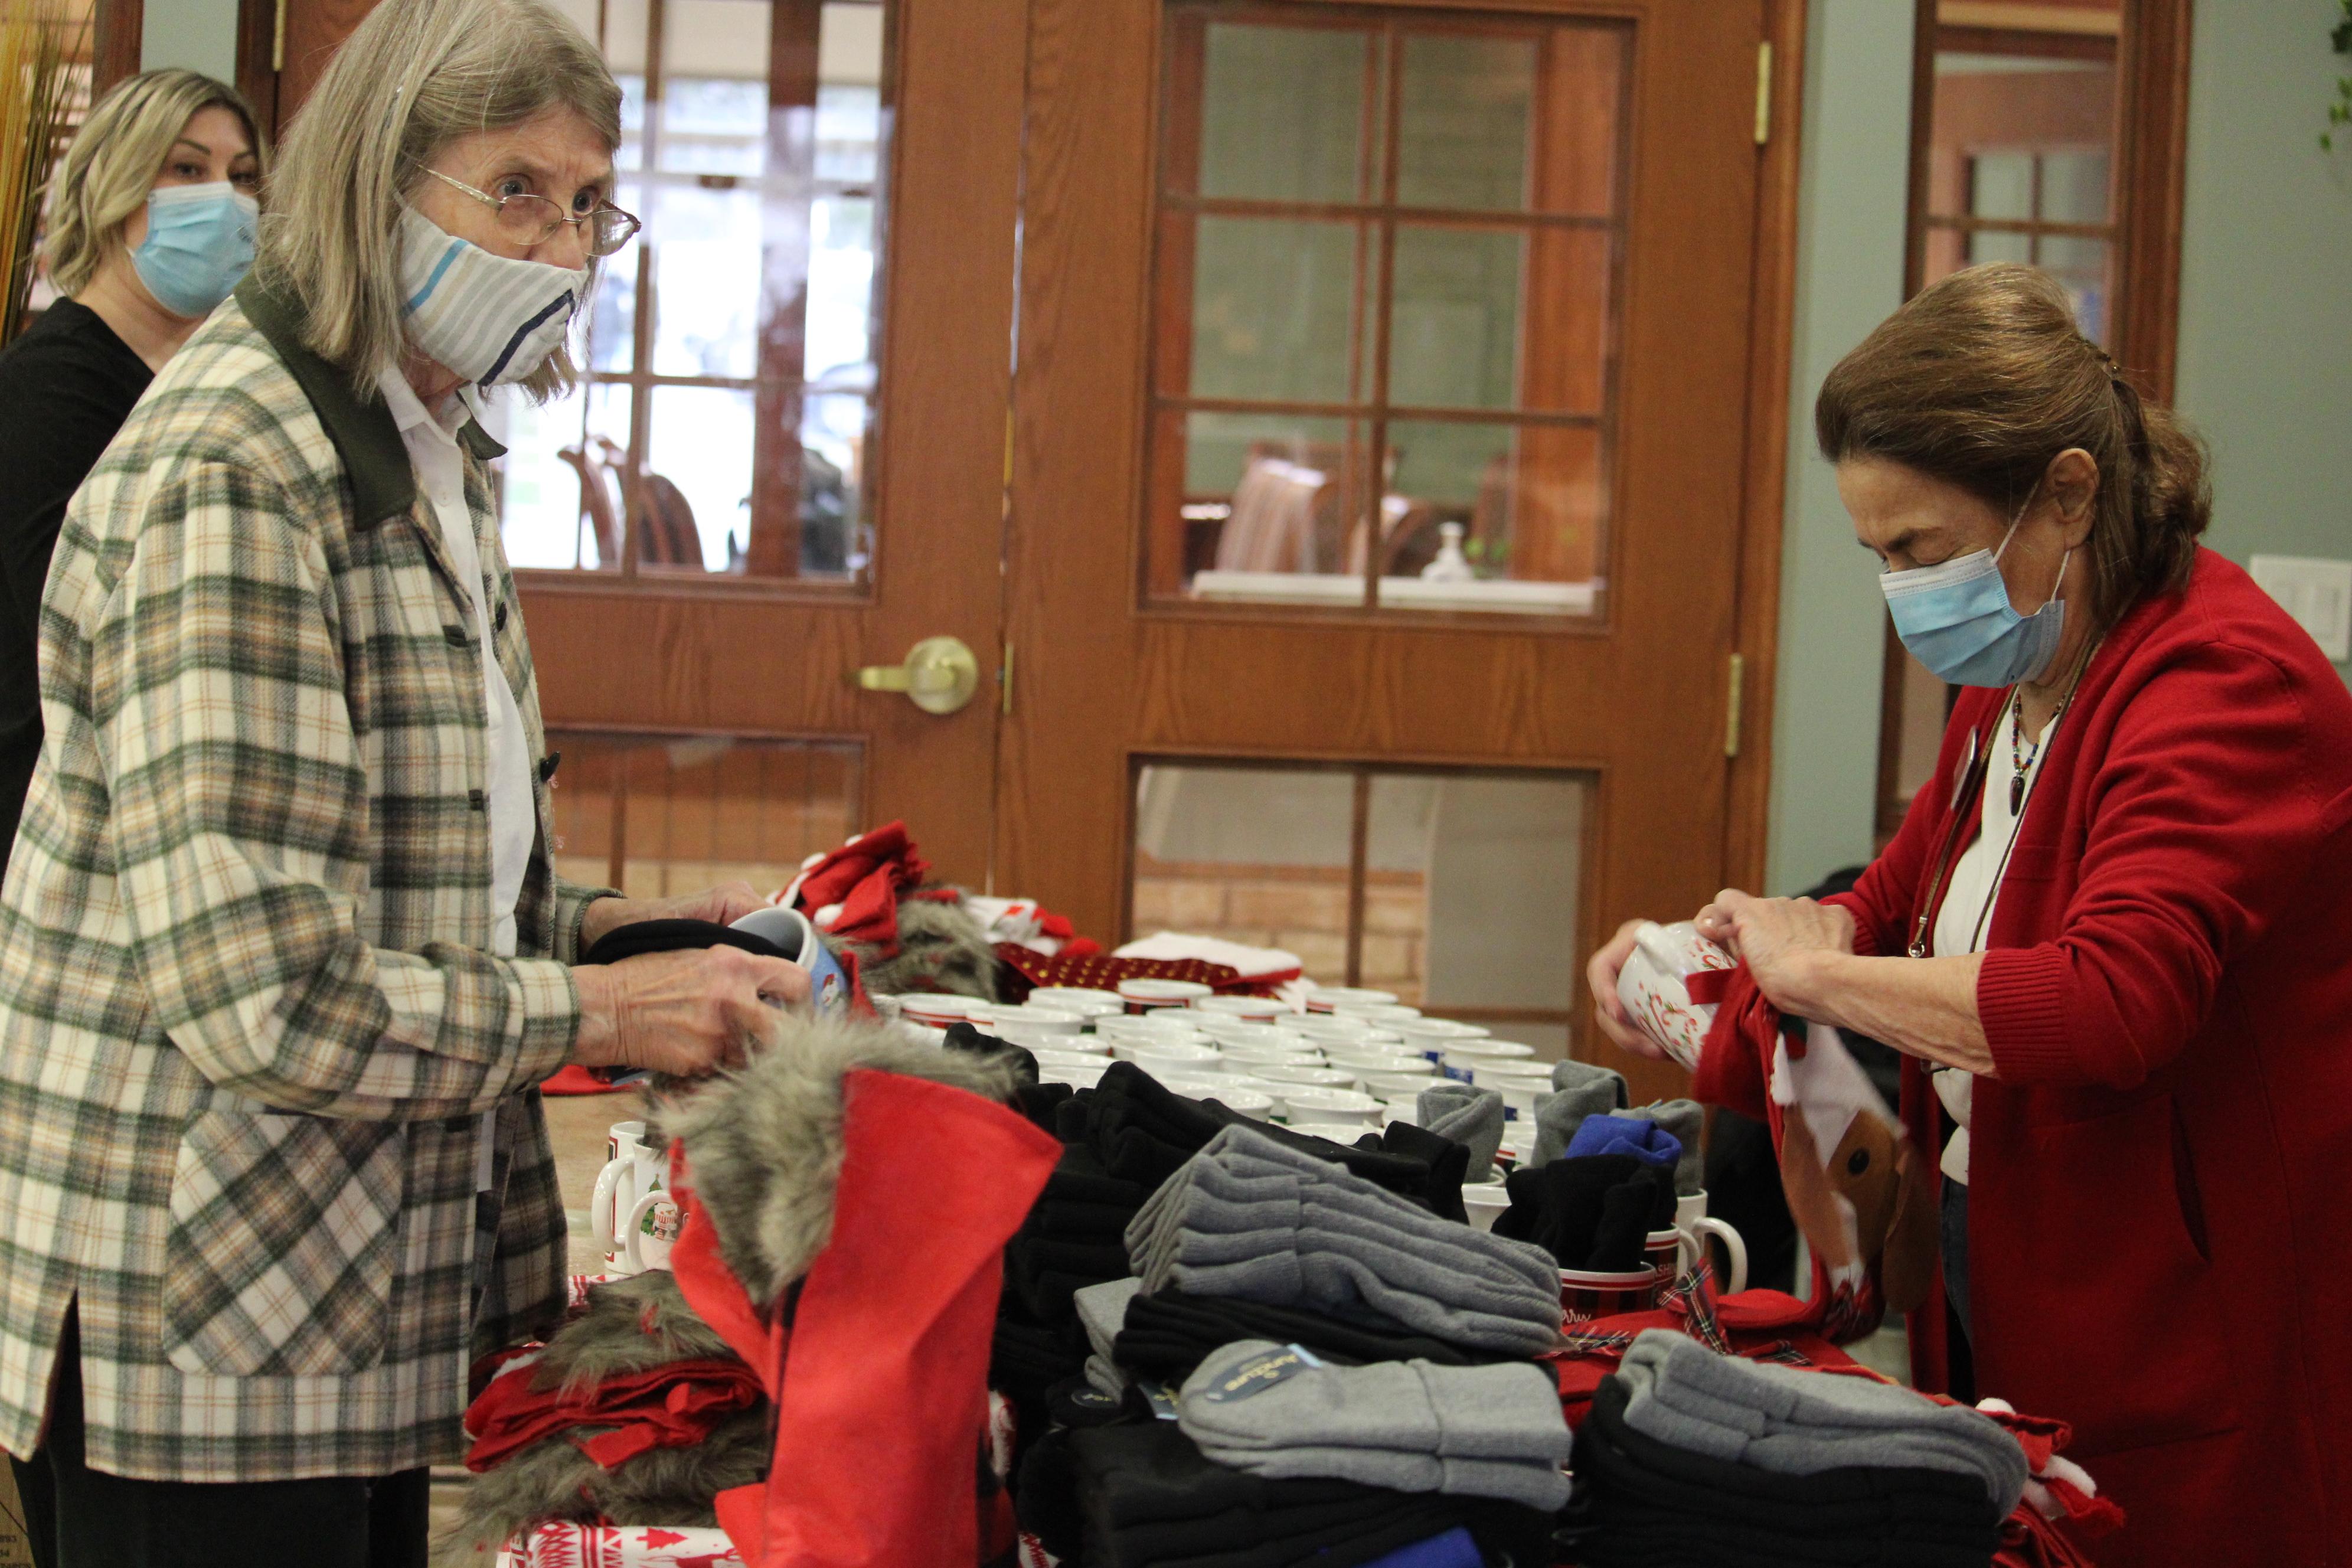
[
  {"left": 1528, "top": 1059, "right": 1628, "bottom": 1167},
  {"left": 1123, "top": 1124, "right": 1564, "bottom": 1355},
  {"left": 1625, "top": 1099, "right": 1705, "bottom": 1195},
  {"left": 1416, "top": 1084, "right": 1504, "bottom": 1184},
  {"left": 1178, "top": 1339, "right": 1572, "bottom": 1511},
  {"left": 1073, "top": 1275, "right": 1144, "bottom": 1363},
  {"left": 1616, "top": 1329, "right": 2028, "bottom": 1513}
]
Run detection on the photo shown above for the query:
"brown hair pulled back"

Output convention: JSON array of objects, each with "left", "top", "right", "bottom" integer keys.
[{"left": 1816, "top": 263, "right": 2210, "bottom": 632}]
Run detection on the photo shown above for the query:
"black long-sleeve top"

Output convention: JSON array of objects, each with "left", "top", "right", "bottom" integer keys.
[{"left": 0, "top": 300, "right": 151, "bottom": 876}]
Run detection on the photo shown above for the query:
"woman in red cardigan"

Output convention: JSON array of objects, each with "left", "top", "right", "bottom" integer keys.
[{"left": 1590, "top": 263, "right": 2352, "bottom": 1567}]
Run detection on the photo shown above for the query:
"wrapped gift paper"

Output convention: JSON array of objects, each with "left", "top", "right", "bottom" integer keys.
[{"left": 498, "top": 1523, "right": 743, "bottom": 1567}]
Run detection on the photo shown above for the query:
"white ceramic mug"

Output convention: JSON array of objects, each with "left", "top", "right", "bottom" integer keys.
[
  {"left": 1678, "top": 1190, "right": 1748, "bottom": 1293},
  {"left": 591, "top": 1125, "right": 665, "bottom": 1266},
  {"left": 1615, "top": 920, "right": 1739, "bottom": 1070},
  {"left": 621, "top": 1182, "right": 682, "bottom": 1273}
]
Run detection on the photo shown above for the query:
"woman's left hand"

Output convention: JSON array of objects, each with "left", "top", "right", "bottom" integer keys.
[
  {"left": 1697, "top": 890, "right": 1854, "bottom": 1015},
  {"left": 581, "top": 881, "right": 770, "bottom": 950}
]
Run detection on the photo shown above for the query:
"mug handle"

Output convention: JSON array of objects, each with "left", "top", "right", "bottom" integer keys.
[
  {"left": 590, "top": 1156, "right": 630, "bottom": 1252},
  {"left": 1685, "top": 1216, "right": 1748, "bottom": 1294},
  {"left": 620, "top": 1185, "right": 673, "bottom": 1273}
]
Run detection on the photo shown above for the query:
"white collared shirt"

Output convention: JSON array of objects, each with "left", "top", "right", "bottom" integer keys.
[
  {"left": 1928, "top": 700, "right": 2048, "bottom": 1187},
  {"left": 377, "top": 367, "right": 534, "bottom": 962},
  {"left": 379, "top": 368, "right": 535, "bottom": 1205}
]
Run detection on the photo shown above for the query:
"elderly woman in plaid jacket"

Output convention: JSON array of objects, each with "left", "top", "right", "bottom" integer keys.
[{"left": 0, "top": 2, "right": 807, "bottom": 1562}]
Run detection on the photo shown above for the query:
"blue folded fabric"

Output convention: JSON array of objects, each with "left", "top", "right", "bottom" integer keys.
[
  {"left": 1360, "top": 1526, "right": 1484, "bottom": 1568},
  {"left": 1563, "top": 1112, "right": 1682, "bottom": 1169}
]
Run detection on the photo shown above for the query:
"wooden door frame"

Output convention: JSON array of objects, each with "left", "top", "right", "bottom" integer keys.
[
  {"left": 1004, "top": 0, "right": 1805, "bottom": 1096},
  {"left": 1725, "top": 0, "right": 1805, "bottom": 899},
  {"left": 1877, "top": 0, "right": 2192, "bottom": 839}
]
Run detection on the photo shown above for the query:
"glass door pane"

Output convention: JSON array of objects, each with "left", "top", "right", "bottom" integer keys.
[
  {"left": 1921, "top": 7, "right": 2120, "bottom": 343},
  {"left": 1132, "top": 760, "right": 1591, "bottom": 1053},
  {"left": 548, "top": 731, "right": 861, "bottom": 897},
  {"left": 1149, "top": 5, "right": 1627, "bottom": 620},
  {"left": 494, "top": 0, "right": 891, "bottom": 583}
]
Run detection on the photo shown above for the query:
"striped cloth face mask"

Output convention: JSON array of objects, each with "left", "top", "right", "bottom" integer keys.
[{"left": 395, "top": 203, "right": 589, "bottom": 387}]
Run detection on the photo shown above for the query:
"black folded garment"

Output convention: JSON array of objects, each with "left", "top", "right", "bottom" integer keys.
[
  {"left": 1564, "top": 1378, "right": 2002, "bottom": 1568},
  {"left": 1004, "top": 1145, "right": 1154, "bottom": 1328},
  {"left": 1494, "top": 1155, "right": 1677, "bottom": 1272},
  {"left": 1112, "top": 1287, "right": 1502, "bottom": 1381},
  {"left": 1041, "top": 1420, "right": 1555, "bottom": 1568},
  {"left": 1068, "top": 1062, "right": 1465, "bottom": 1213}
]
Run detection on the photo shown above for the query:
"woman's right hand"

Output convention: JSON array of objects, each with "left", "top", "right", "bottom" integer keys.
[
  {"left": 569, "top": 946, "right": 811, "bottom": 1078},
  {"left": 1586, "top": 917, "right": 1670, "bottom": 1061}
]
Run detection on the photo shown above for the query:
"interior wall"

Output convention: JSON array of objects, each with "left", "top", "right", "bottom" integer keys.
[
  {"left": 143, "top": 0, "right": 239, "bottom": 83},
  {"left": 1762, "top": 0, "right": 1916, "bottom": 896},
  {"left": 2173, "top": 0, "right": 2352, "bottom": 684}
]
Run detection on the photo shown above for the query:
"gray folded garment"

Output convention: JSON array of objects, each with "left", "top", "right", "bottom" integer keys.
[
  {"left": 1528, "top": 1058, "right": 1629, "bottom": 1167},
  {"left": 1123, "top": 1124, "right": 1563, "bottom": 1356},
  {"left": 1084, "top": 1351, "right": 1130, "bottom": 1398},
  {"left": 1178, "top": 1339, "right": 1572, "bottom": 1511},
  {"left": 1415, "top": 1084, "right": 1504, "bottom": 1183},
  {"left": 1615, "top": 1329, "right": 2028, "bottom": 1514},
  {"left": 1073, "top": 1275, "right": 1144, "bottom": 1364},
  {"left": 1624, "top": 1099, "right": 1705, "bottom": 1195}
]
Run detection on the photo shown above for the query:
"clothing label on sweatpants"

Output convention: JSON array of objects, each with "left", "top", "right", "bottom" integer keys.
[{"left": 1196, "top": 1344, "right": 1326, "bottom": 1404}]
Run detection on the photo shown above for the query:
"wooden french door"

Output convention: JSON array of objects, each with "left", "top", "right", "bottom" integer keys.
[
  {"left": 254, "top": 0, "right": 1026, "bottom": 890},
  {"left": 998, "top": 0, "right": 1797, "bottom": 1104}
]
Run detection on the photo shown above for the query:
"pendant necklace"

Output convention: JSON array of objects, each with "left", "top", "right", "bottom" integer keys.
[{"left": 2007, "top": 702, "right": 2043, "bottom": 815}]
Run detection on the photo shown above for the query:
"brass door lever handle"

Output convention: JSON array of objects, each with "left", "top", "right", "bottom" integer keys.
[{"left": 854, "top": 636, "right": 981, "bottom": 715}]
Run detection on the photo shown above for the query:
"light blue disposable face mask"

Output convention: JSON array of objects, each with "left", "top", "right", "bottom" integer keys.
[
  {"left": 130, "top": 181, "right": 259, "bottom": 319},
  {"left": 1879, "top": 492, "right": 2071, "bottom": 688}
]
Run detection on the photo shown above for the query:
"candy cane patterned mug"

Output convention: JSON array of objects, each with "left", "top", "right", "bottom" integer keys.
[{"left": 1615, "top": 920, "right": 1738, "bottom": 1070}]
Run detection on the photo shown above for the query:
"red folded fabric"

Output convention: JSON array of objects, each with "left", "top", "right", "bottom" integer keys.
[
  {"left": 463, "top": 1347, "right": 765, "bottom": 1474},
  {"left": 992, "top": 946, "right": 1256, "bottom": 999},
  {"left": 1540, "top": 1290, "right": 1862, "bottom": 1430},
  {"left": 539, "top": 1063, "right": 635, "bottom": 1096},
  {"left": 785, "top": 822, "right": 931, "bottom": 955}
]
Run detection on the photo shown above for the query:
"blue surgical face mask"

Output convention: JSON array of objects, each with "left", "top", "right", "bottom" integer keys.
[
  {"left": 1879, "top": 492, "right": 2071, "bottom": 688},
  {"left": 130, "top": 181, "right": 259, "bottom": 319}
]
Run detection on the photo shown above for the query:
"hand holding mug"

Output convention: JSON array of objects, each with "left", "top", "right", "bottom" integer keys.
[
  {"left": 1586, "top": 918, "right": 1668, "bottom": 1060},
  {"left": 580, "top": 880, "right": 772, "bottom": 950},
  {"left": 571, "top": 944, "right": 810, "bottom": 1077},
  {"left": 1697, "top": 890, "right": 1856, "bottom": 1014}
]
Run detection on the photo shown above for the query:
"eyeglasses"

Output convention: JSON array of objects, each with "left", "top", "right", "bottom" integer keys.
[{"left": 423, "top": 167, "right": 641, "bottom": 258}]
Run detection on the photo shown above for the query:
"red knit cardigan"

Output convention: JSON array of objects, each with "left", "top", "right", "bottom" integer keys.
[{"left": 1768, "top": 550, "right": 2352, "bottom": 1566}]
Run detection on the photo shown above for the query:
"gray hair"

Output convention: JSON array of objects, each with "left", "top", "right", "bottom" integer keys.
[
  {"left": 257, "top": 0, "right": 620, "bottom": 398},
  {"left": 45, "top": 69, "right": 266, "bottom": 296}
]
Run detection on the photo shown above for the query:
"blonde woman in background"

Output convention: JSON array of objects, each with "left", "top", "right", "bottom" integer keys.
[
  {"left": 0, "top": 2, "right": 803, "bottom": 1563},
  {"left": 0, "top": 68, "right": 262, "bottom": 883}
]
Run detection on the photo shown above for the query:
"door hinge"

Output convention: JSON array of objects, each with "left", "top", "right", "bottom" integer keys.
[
  {"left": 1000, "top": 641, "right": 1015, "bottom": 717},
  {"left": 1724, "top": 652, "right": 1746, "bottom": 758},
  {"left": 1754, "top": 41, "right": 1773, "bottom": 146},
  {"left": 273, "top": 0, "right": 288, "bottom": 71}
]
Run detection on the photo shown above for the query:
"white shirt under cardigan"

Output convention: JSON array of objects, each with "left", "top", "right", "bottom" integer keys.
[
  {"left": 1928, "top": 699, "right": 2048, "bottom": 1188},
  {"left": 380, "top": 366, "right": 537, "bottom": 1202}
]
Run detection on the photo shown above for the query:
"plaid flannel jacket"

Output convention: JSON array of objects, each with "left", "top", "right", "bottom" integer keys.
[{"left": 0, "top": 277, "right": 615, "bottom": 1481}]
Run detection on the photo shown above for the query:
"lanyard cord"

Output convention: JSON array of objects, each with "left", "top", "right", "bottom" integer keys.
[{"left": 1907, "top": 636, "right": 2102, "bottom": 961}]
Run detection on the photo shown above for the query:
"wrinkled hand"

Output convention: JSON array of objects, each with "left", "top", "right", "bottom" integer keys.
[
  {"left": 570, "top": 945, "right": 811, "bottom": 1077},
  {"left": 1586, "top": 917, "right": 1670, "bottom": 1060},
  {"left": 580, "top": 880, "right": 770, "bottom": 951},
  {"left": 1696, "top": 889, "right": 1854, "bottom": 1012}
]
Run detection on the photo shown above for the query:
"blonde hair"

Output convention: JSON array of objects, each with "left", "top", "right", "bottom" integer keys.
[
  {"left": 44, "top": 68, "right": 265, "bottom": 295},
  {"left": 257, "top": 0, "right": 620, "bottom": 398}
]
